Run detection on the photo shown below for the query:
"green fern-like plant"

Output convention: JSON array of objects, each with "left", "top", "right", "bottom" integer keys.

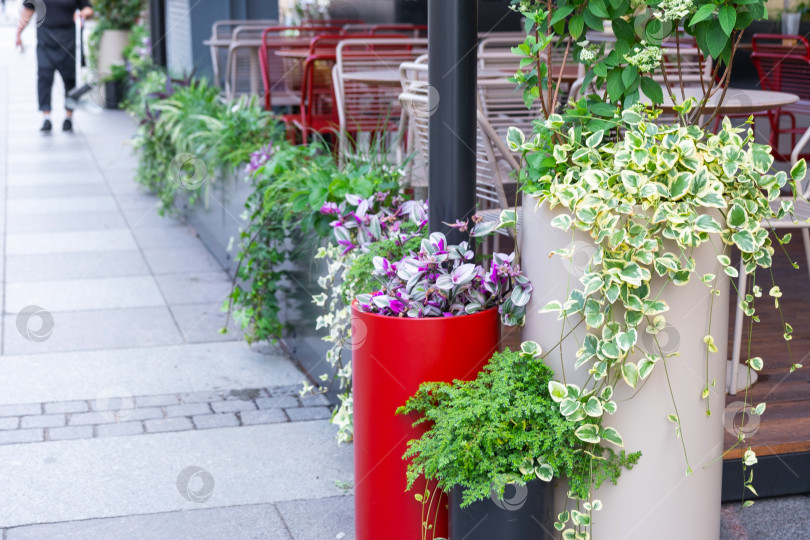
[{"left": 399, "top": 345, "right": 641, "bottom": 511}]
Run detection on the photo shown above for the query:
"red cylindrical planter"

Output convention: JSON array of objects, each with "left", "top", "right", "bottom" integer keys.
[{"left": 352, "top": 304, "right": 500, "bottom": 540}]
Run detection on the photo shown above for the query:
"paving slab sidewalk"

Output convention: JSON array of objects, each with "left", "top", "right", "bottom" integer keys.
[{"left": 0, "top": 25, "right": 354, "bottom": 539}]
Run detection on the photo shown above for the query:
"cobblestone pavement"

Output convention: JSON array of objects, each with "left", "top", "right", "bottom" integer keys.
[{"left": 0, "top": 23, "right": 353, "bottom": 539}]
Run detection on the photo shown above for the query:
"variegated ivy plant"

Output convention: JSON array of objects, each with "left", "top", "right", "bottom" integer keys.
[{"left": 504, "top": 102, "right": 807, "bottom": 535}]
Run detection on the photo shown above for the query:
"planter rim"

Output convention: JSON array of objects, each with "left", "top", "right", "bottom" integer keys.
[{"left": 351, "top": 299, "right": 498, "bottom": 323}]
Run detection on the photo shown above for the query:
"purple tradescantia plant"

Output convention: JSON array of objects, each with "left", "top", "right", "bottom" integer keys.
[
  {"left": 325, "top": 193, "right": 428, "bottom": 255},
  {"left": 356, "top": 232, "right": 532, "bottom": 326},
  {"left": 245, "top": 142, "right": 273, "bottom": 174}
]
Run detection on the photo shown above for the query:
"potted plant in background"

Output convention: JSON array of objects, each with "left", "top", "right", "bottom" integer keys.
[
  {"left": 351, "top": 221, "right": 532, "bottom": 540},
  {"left": 399, "top": 342, "right": 640, "bottom": 540},
  {"left": 506, "top": 0, "right": 806, "bottom": 537},
  {"left": 781, "top": 1, "right": 808, "bottom": 35},
  {"left": 102, "top": 63, "right": 128, "bottom": 109},
  {"left": 89, "top": 0, "right": 143, "bottom": 103}
]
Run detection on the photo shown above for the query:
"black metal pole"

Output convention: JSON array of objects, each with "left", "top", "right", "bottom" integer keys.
[
  {"left": 428, "top": 0, "right": 478, "bottom": 244},
  {"left": 149, "top": 0, "right": 167, "bottom": 68}
]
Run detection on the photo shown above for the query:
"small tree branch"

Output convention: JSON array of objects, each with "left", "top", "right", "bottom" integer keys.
[
  {"left": 675, "top": 30, "right": 686, "bottom": 100},
  {"left": 551, "top": 36, "right": 572, "bottom": 113}
]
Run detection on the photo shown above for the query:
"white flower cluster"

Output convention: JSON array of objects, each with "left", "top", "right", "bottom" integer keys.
[
  {"left": 625, "top": 45, "right": 662, "bottom": 72},
  {"left": 658, "top": 0, "right": 694, "bottom": 21},
  {"left": 578, "top": 40, "right": 600, "bottom": 63}
]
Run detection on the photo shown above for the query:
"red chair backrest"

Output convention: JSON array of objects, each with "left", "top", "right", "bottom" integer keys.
[
  {"left": 259, "top": 25, "right": 342, "bottom": 109},
  {"left": 300, "top": 53, "right": 339, "bottom": 127},
  {"left": 751, "top": 34, "right": 810, "bottom": 100}
]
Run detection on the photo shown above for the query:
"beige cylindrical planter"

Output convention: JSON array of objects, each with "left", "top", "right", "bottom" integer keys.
[
  {"left": 97, "top": 29, "right": 130, "bottom": 104},
  {"left": 521, "top": 196, "right": 729, "bottom": 540}
]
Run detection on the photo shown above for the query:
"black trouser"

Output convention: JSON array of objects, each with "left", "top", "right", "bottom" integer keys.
[{"left": 36, "top": 26, "right": 76, "bottom": 112}]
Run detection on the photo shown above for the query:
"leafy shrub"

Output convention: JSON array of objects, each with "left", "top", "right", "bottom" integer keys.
[{"left": 399, "top": 344, "right": 641, "bottom": 512}]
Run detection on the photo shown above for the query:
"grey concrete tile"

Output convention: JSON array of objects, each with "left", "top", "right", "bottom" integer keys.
[
  {"left": 48, "top": 426, "right": 93, "bottom": 441},
  {"left": 7, "top": 183, "right": 111, "bottom": 199},
  {"left": 144, "top": 417, "right": 193, "bottom": 433},
  {"left": 166, "top": 403, "right": 212, "bottom": 418},
  {"left": 211, "top": 400, "right": 256, "bottom": 414},
  {"left": 96, "top": 422, "right": 144, "bottom": 438},
  {"left": 8, "top": 196, "right": 118, "bottom": 216},
  {"left": 300, "top": 394, "right": 332, "bottom": 407},
  {"left": 0, "top": 342, "right": 304, "bottom": 405},
  {"left": 192, "top": 414, "right": 239, "bottom": 430},
  {"left": 180, "top": 391, "right": 225, "bottom": 404},
  {"left": 6, "top": 171, "right": 106, "bottom": 186},
  {"left": 0, "top": 404, "right": 41, "bottom": 417},
  {"left": 20, "top": 414, "right": 65, "bottom": 429},
  {"left": 277, "top": 496, "right": 355, "bottom": 540},
  {"left": 256, "top": 396, "right": 300, "bottom": 409},
  {"left": 6, "top": 250, "right": 150, "bottom": 282},
  {"left": 5, "top": 276, "right": 165, "bottom": 313},
  {"left": 44, "top": 401, "right": 88, "bottom": 414},
  {"left": 8, "top": 161, "right": 100, "bottom": 176},
  {"left": 3, "top": 306, "right": 183, "bottom": 355},
  {"left": 240, "top": 409, "right": 288, "bottom": 426},
  {"left": 286, "top": 407, "right": 332, "bottom": 422},
  {"left": 0, "top": 428, "right": 43, "bottom": 445},
  {"left": 6, "top": 151, "right": 97, "bottom": 166},
  {"left": 143, "top": 246, "right": 223, "bottom": 275},
  {"left": 156, "top": 272, "right": 232, "bottom": 305},
  {"left": 6, "top": 229, "right": 138, "bottom": 255},
  {"left": 134, "top": 395, "right": 180, "bottom": 408},
  {"left": 115, "top": 194, "right": 164, "bottom": 210},
  {"left": 131, "top": 225, "right": 204, "bottom": 249},
  {"left": 6, "top": 210, "right": 128, "bottom": 233},
  {"left": 122, "top": 206, "right": 182, "bottom": 228},
  {"left": 6, "top": 504, "right": 293, "bottom": 540},
  {"left": 0, "top": 417, "right": 20, "bottom": 430},
  {"left": 170, "top": 303, "right": 243, "bottom": 343},
  {"left": 0, "top": 422, "right": 352, "bottom": 527}
]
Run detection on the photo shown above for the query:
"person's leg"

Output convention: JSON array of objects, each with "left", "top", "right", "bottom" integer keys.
[
  {"left": 53, "top": 27, "right": 77, "bottom": 131},
  {"left": 36, "top": 42, "right": 55, "bottom": 131}
]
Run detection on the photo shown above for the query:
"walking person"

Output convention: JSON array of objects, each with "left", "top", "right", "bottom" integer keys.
[{"left": 16, "top": 0, "right": 93, "bottom": 132}]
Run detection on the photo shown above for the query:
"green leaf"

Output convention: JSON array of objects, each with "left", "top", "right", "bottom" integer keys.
[
  {"left": 587, "top": 0, "right": 610, "bottom": 18},
  {"left": 606, "top": 70, "right": 625, "bottom": 103},
  {"left": 690, "top": 4, "right": 715, "bottom": 26},
  {"left": 704, "top": 335, "right": 718, "bottom": 353},
  {"left": 622, "top": 362, "right": 640, "bottom": 388},
  {"left": 719, "top": 6, "right": 737, "bottom": 36},
  {"left": 550, "top": 214, "right": 573, "bottom": 231},
  {"left": 640, "top": 76, "right": 664, "bottom": 104},
  {"left": 747, "top": 357, "right": 764, "bottom": 371},
  {"left": 728, "top": 203, "right": 746, "bottom": 228},
  {"left": 560, "top": 398, "right": 581, "bottom": 417},
  {"left": 584, "top": 396, "right": 604, "bottom": 417},
  {"left": 506, "top": 127, "right": 526, "bottom": 151},
  {"left": 707, "top": 20, "right": 728, "bottom": 58},
  {"left": 535, "top": 463, "right": 554, "bottom": 482},
  {"left": 521, "top": 341, "right": 542, "bottom": 357},
  {"left": 600, "top": 426, "right": 624, "bottom": 447},
  {"left": 548, "top": 380, "right": 568, "bottom": 402},
  {"left": 791, "top": 158, "right": 807, "bottom": 181},
  {"left": 569, "top": 15, "right": 584, "bottom": 39},
  {"left": 732, "top": 230, "right": 758, "bottom": 253},
  {"left": 550, "top": 5, "right": 575, "bottom": 25},
  {"left": 695, "top": 214, "right": 723, "bottom": 233},
  {"left": 575, "top": 423, "right": 601, "bottom": 444},
  {"left": 669, "top": 171, "right": 691, "bottom": 200},
  {"left": 540, "top": 300, "right": 563, "bottom": 313}
]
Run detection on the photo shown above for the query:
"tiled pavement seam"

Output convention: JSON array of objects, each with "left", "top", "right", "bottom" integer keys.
[{"left": 0, "top": 385, "right": 332, "bottom": 446}]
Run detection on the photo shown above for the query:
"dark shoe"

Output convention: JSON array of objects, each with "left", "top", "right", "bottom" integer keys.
[
  {"left": 40, "top": 119, "right": 52, "bottom": 132},
  {"left": 62, "top": 118, "right": 73, "bottom": 132}
]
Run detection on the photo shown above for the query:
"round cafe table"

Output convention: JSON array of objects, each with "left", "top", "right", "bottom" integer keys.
[{"left": 644, "top": 86, "right": 798, "bottom": 115}]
